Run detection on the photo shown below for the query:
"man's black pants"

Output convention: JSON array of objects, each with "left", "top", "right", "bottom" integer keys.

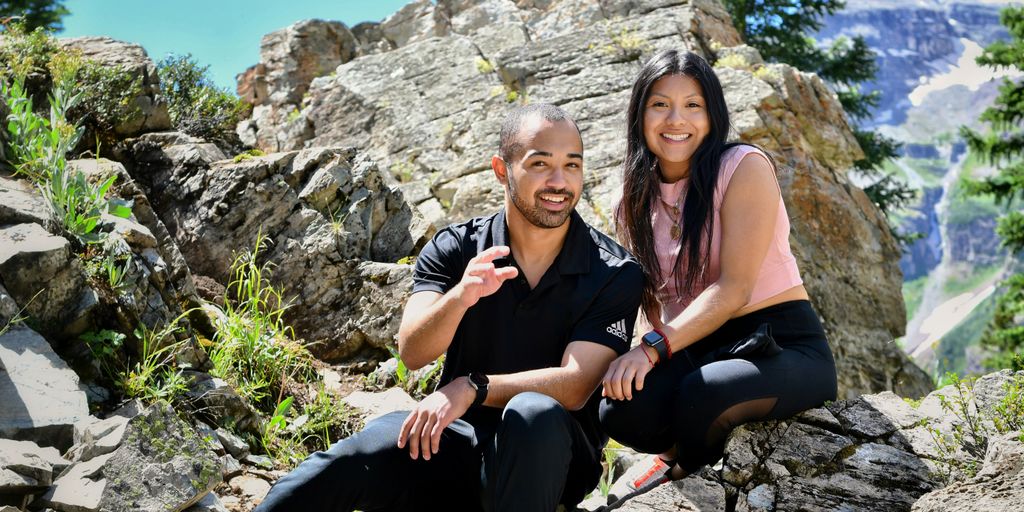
[{"left": 255, "top": 391, "right": 603, "bottom": 512}]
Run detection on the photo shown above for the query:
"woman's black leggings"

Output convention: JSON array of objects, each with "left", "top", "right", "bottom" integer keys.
[{"left": 599, "top": 300, "right": 837, "bottom": 474}]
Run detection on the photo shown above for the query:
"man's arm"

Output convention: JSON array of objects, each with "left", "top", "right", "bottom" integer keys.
[{"left": 398, "top": 245, "right": 518, "bottom": 370}]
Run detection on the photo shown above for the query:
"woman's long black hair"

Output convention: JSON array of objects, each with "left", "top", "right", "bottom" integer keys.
[{"left": 616, "top": 50, "right": 738, "bottom": 316}]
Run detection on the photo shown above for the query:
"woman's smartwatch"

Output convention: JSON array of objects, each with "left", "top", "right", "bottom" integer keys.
[
  {"left": 641, "top": 329, "right": 671, "bottom": 364},
  {"left": 468, "top": 372, "right": 489, "bottom": 406}
]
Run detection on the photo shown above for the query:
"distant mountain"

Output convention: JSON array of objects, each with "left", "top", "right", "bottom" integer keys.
[{"left": 819, "top": 0, "right": 1007, "bottom": 131}]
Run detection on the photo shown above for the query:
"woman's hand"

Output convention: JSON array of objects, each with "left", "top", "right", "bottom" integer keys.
[{"left": 601, "top": 345, "right": 656, "bottom": 400}]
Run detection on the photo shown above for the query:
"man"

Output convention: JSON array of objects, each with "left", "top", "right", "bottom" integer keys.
[{"left": 256, "top": 104, "right": 643, "bottom": 512}]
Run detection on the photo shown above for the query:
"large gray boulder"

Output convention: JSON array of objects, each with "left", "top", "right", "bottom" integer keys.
[
  {"left": 236, "top": 0, "right": 925, "bottom": 397},
  {"left": 0, "top": 439, "right": 70, "bottom": 495},
  {"left": 116, "top": 136, "right": 432, "bottom": 361},
  {"left": 36, "top": 402, "right": 221, "bottom": 512},
  {"left": 0, "top": 326, "right": 89, "bottom": 451},
  {"left": 59, "top": 37, "right": 172, "bottom": 136},
  {"left": 0, "top": 223, "right": 98, "bottom": 338}
]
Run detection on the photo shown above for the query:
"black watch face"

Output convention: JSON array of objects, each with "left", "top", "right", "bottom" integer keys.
[{"left": 642, "top": 331, "right": 663, "bottom": 346}]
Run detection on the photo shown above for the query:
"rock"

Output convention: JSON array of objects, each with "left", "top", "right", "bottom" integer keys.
[
  {"left": 214, "top": 428, "right": 250, "bottom": 460},
  {"left": 116, "top": 142, "right": 431, "bottom": 362},
  {"left": 257, "top": 19, "right": 356, "bottom": 107},
  {"left": 184, "top": 492, "right": 229, "bottom": 512},
  {"left": 228, "top": 474, "right": 271, "bottom": 505},
  {"left": 0, "top": 439, "right": 70, "bottom": 492},
  {"left": 0, "top": 174, "right": 50, "bottom": 227},
  {"left": 0, "top": 326, "right": 89, "bottom": 451},
  {"left": 36, "top": 402, "right": 221, "bottom": 512},
  {"left": 182, "top": 372, "right": 260, "bottom": 435},
  {"left": 58, "top": 37, "right": 171, "bottom": 136},
  {"left": 911, "top": 431, "right": 1024, "bottom": 512},
  {"left": 0, "top": 223, "right": 98, "bottom": 339},
  {"left": 242, "top": 454, "right": 273, "bottom": 470},
  {"left": 380, "top": 0, "right": 451, "bottom": 48},
  {"left": 66, "top": 414, "right": 131, "bottom": 463},
  {"left": 194, "top": 421, "right": 224, "bottom": 454},
  {"left": 220, "top": 455, "right": 243, "bottom": 479},
  {"left": 342, "top": 388, "right": 417, "bottom": 423}
]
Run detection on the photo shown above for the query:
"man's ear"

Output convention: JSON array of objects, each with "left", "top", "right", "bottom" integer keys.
[{"left": 492, "top": 155, "right": 508, "bottom": 185}]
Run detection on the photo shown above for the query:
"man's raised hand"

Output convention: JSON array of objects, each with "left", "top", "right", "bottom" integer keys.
[{"left": 453, "top": 245, "right": 519, "bottom": 308}]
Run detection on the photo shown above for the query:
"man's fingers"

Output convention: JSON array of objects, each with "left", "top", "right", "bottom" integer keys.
[
  {"left": 419, "top": 415, "right": 434, "bottom": 460},
  {"left": 407, "top": 413, "right": 426, "bottom": 459},
  {"left": 397, "top": 411, "right": 415, "bottom": 448},
  {"left": 494, "top": 266, "right": 519, "bottom": 282},
  {"left": 471, "top": 245, "right": 510, "bottom": 265}
]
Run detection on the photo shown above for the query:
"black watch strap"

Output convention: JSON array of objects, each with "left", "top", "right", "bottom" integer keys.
[
  {"left": 468, "top": 372, "right": 489, "bottom": 406},
  {"left": 642, "top": 330, "right": 670, "bottom": 364}
]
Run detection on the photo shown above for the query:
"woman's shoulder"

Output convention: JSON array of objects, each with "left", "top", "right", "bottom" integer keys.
[
  {"left": 721, "top": 144, "right": 769, "bottom": 170},
  {"left": 716, "top": 144, "right": 775, "bottom": 203}
]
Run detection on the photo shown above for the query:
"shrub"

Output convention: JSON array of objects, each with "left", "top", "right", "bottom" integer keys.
[{"left": 157, "top": 54, "right": 246, "bottom": 143}]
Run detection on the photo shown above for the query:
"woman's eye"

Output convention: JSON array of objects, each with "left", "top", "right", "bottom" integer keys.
[
  {"left": 689, "top": 102, "right": 703, "bottom": 108},
  {"left": 532, "top": 161, "right": 547, "bottom": 167}
]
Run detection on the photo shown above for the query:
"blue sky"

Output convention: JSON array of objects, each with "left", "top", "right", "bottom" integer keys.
[{"left": 61, "top": 0, "right": 410, "bottom": 92}]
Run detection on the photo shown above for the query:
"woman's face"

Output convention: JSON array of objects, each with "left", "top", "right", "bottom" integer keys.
[{"left": 642, "top": 74, "right": 710, "bottom": 182}]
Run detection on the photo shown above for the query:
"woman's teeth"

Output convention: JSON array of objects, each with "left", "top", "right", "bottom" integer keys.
[{"left": 662, "top": 133, "right": 691, "bottom": 141}]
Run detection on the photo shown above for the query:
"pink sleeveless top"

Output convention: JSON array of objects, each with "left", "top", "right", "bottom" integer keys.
[{"left": 652, "top": 145, "right": 802, "bottom": 324}]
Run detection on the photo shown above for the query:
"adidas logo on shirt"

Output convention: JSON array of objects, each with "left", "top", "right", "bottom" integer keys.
[{"left": 606, "top": 319, "right": 628, "bottom": 342}]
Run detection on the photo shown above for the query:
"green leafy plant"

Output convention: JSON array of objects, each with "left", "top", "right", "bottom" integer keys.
[
  {"left": 474, "top": 57, "right": 495, "bottom": 74},
  {"left": 1, "top": 46, "right": 130, "bottom": 242}
]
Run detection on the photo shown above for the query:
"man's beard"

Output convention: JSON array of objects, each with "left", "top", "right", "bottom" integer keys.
[{"left": 507, "top": 170, "right": 575, "bottom": 229}]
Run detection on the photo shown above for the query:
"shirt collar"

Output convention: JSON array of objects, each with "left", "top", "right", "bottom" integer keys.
[{"left": 484, "top": 209, "right": 591, "bottom": 276}]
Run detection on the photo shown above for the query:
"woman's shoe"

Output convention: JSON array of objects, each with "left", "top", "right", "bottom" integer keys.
[{"left": 604, "top": 455, "right": 673, "bottom": 508}]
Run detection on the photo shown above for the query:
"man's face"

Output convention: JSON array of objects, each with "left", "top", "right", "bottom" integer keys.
[{"left": 501, "top": 117, "right": 584, "bottom": 229}]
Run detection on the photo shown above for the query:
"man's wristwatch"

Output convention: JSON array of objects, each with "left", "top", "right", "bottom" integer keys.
[
  {"left": 468, "top": 372, "right": 489, "bottom": 406},
  {"left": 641, "top": 329, "right": 671, "bottom": 364}
]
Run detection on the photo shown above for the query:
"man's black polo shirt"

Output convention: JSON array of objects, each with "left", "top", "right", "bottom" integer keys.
[{"left": 411, "top": 209, "right": 643, "bottom": 451}]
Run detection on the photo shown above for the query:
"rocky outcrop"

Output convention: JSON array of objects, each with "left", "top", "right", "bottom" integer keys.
[
  {"left": 59, "top": 37, "right": 172, "bottom": 137},
  {"left": 586, "top": 370, "right": 1023, "bottom": 512},
  {"left": 116, "top": 134, "right": 431, "bottom": 361},
  {"left": 232, "top": 0, "right": 929, "bottom": 397}
]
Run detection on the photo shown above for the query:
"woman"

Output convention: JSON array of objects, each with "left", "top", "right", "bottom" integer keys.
[{"left": 599, "top": 49, "right": 838, "bottom": 502}]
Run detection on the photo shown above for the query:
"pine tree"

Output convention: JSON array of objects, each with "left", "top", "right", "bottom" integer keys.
[
  {"left": 0, "top": 0, "right": 69, "bottom": 32},
  {"left": 961, "top": 6, "right": 1024, "bottom": 371},
  {"left": 722, "top": 0, "right": 916, "bottom": 236}
]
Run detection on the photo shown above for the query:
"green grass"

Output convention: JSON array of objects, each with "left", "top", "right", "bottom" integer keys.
[
  {"left": 943, "top": 263, "right": 1002, "bottom": 297},
  {"left": 904, "top": 275, "right": 928, "bottom": 320},
  {"left": 207, "top": 232, "right": 315, "bottom": 410}
]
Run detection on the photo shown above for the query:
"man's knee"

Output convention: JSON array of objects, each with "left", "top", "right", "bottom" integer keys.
[{"left": 500, "top": 392, "right": 572, "bottom": 441}]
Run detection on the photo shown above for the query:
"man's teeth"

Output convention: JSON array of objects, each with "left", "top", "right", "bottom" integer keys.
[
  {"left": 663, "top": 133, "right": 691, "bottom": 141},
  {"left": 540, "top": 195, "right": 566, "bottom": 203}
]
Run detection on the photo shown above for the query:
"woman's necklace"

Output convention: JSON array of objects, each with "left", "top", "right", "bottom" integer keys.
[{"left": 658, "top": 193, "right": 683, "bottom": 240}]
